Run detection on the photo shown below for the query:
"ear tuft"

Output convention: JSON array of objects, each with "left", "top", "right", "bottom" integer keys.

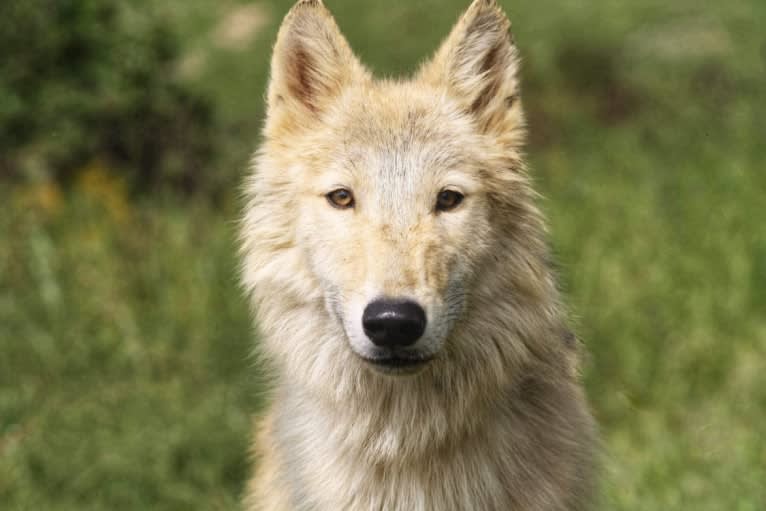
[
  {"left": 293, "top": 0, "right": 324, "bottom": 9},
  {"left": 418, "top": 0, "right": 522, "bottom": 137},
  {"left": 267, "top": 0, "right": 366, "bottom": 120}
]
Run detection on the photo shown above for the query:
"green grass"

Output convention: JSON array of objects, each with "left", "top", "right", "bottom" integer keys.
[{"left": 2, "top": 0, "right": 765, "bottom": 509}]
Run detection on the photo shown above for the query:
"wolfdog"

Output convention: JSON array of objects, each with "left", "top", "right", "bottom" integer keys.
[{"left": 240, "top": 0, "right": 596, "bottom": 509}]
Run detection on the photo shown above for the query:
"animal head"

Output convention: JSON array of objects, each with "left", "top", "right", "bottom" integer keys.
[{"left": 242, "top": 0, "right": 562, "bottom": 390}]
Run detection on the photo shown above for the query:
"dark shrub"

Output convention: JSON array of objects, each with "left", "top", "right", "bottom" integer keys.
[{"left": 0, "top": 0, "right": 217, "bottom": 194}]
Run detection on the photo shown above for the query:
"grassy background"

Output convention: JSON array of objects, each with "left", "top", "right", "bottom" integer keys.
[{"left": 2, "top": 0, "right": 765, "bottom": 509}]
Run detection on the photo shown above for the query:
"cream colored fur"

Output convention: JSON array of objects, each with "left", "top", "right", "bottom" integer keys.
[{"left": 240, "top": 0, "right": 597, "bottom": 509}]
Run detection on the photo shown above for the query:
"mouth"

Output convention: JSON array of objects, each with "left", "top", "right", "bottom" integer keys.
[{"left": 358, "top": 354, "right": 434, "bottom": 374}]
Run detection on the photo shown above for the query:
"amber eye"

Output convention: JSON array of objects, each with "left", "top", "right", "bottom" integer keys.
[
  {"left": 326, "top": 188, "right": 355, "bottom": 209},
  {"left": 436, "top": 190, "right": 464, "bottom": 212}
]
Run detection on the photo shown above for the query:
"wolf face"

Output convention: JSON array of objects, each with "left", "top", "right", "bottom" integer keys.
[
  {"left": 295, "top": 88, "right": 500, "bottom": 372},
  {"left": 242, "top": 0, "right": 543, "bottom": 381}
]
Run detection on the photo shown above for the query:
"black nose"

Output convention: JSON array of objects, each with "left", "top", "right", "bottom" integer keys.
[{"left": 362, "top": 299, "right": 427, "bottom": 348}]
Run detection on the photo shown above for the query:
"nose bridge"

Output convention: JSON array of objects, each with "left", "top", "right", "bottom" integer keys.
[{"left": 367, "top": 221, "right": 420, "bottom": 297}]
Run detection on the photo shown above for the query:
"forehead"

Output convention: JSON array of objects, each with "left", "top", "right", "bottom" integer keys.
[{"left": 324, "top": 83, "right": 484, "bottom": 181}]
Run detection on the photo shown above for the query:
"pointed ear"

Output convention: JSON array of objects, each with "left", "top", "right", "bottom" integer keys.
[
  {"left": 418, "top": 0, "right": 522, "bottom": 137},
  {"left": 267, "top": 0, "right": 367, "bottom": 119}
]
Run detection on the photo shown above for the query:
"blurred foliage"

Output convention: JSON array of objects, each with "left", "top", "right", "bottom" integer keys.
[
  {"left": 1, "top": 180, "right": 256, "bottom": 509},
  {"left": 2, "top": 0, "right": 766, "bottom": 510},
  {"left": 0, "top": 0, "right": 216, "bottom": 193}
]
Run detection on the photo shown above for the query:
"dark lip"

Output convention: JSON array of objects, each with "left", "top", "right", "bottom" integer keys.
[{"left": 359, "top": 354, "right": 434, "bottom": 371}]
